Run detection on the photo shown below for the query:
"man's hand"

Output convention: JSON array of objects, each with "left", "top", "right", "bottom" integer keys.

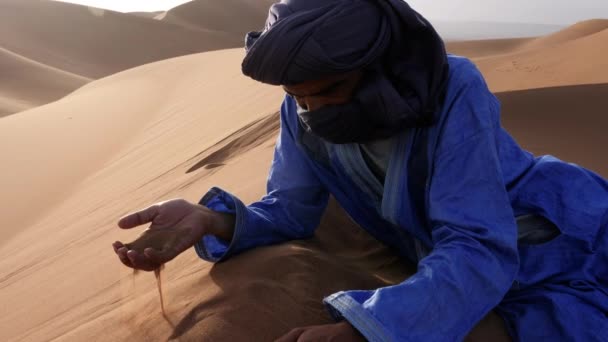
[
  {"left": 112, "top": 199, "right": 235, "bottom": 271},
  {"left": 275, "top": 322, "right": 366, "bottom": 342}
]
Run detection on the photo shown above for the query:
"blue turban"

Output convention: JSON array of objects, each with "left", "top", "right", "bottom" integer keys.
[{"left": 241, "top": 0, "right": 449, "bottom": 124}]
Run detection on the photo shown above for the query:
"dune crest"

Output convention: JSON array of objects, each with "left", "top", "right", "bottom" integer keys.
[
  {"left": 0, "top": 0, "right": 248, "bottom": 116},
  {"left": 162, "top": 0, "right": 276, "bottom": 35},
  {"left": 521, "top": 19, "right": 608, "bottom": 50},
  {"left": 0, "top": 48, "right": 284, "bottom": 341},
  {"left": 0, "top": 46, "right": 89, "bottom": 118},
  {"left": 448, "top": 19, "right": 608, "bottom": 92}
]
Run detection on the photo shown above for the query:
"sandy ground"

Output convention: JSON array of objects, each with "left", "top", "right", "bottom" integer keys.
[
  {"left": 0, "top": 2, "right": 607, "bottom": 341},
  {"left": 0, "top": 0, "right": 271, "bottom": 117}
]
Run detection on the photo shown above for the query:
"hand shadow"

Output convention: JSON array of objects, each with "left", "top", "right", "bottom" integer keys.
[{"left": 167, "top": 197, "right": 413, "bottom": 341}]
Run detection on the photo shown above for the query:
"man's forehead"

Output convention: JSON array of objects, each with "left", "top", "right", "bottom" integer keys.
[{"left": 282, "top": 71, "right": 360, "bottom": 95}]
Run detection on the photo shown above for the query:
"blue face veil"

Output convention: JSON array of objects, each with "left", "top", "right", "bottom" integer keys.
[{"left": 241, "top": 0, "right": 450, "bottom": 144}]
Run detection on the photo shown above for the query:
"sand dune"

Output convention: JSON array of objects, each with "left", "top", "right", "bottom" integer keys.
[
  {"left": 521, "top": 19, "right": 608, "bottom": 50},
  {"left": 449, "top": 20, "right": 608, "bottom": 92},
  {"left": 162, "top": 0, "right": 276, "bottom": 35},
  {"left": 477, "top": 27, "right": 608, "bottom": 92},
  {"left": 0, "top": 0, "right": 245, "bottom": 116},
  {"left": 0, "top": 48, "right": 283, "bottom": 341},
  {"left": 0, "top": 0, "right": 239, "bottom": 78},
  {"left": 447, "top": 37, "right": 533, "bottom": 59},
  {"left": 0, "top": 46, "right": 89, "bottom": 118},
  {"left": 0, "top": 48, "right": 408, "bottom": 341},
  {"left": 1, "top": 14, "right": 607, "bottom": 342},
  {"left": 497, "top": 83, "right": 608, "bottom": 177}
]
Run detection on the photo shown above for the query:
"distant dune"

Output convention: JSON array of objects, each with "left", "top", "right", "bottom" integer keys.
[
  {"left": 521, "top": 19, "right": 608, "bottom": 50},
  {"left": 0, "top": 46, "right": 89, "bottom": 117},
  {"left": 447, "top": 37, "right": 533, "bottom": 59},
  {"left": 162, "top": 0, "right": 276, "bottom": 35},
  {"left": 0, "top": 0, "right": 244, "bottom": 116},
  {"left": 448, "top": 19, "right": 608, "bottom": 91},
  {"left": 0, "top": 4, "right": 607, "bottom": 341},
  {"left": 0, "top": 0, "right": 238, "bottom": 78}
]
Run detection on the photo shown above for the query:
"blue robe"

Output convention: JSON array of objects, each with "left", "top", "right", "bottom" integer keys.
[{"left": 195, "top": 55, "right": 608, "bottom": 341}]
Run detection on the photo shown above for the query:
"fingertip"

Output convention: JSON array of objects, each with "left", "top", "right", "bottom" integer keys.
[{"left": 117, "top": 217, "right": 131, "bottom": 229}]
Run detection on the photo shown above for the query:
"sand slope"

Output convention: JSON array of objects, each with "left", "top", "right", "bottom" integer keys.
[
  {"left": 0, "top": 0, "right": 244, "bottom": 116},
  {"left": 162, "top": 0, "right": 276, "bottom": 35},
  {"left": 497, "top": 83, "right": 608, "bottom": 177},
  {"left": 0, "top": 46, "right": 89, "bottom": 118},
  {"left": 447, "top": 37, "right": 533, "bottom": 59},
  {"left": 448, "top": 20, "right": 608, "bottom": 92},
  {"left": 521, "top": 19, "right": 608, "bottom": 50},
  {"left": 476, "top": 25, "right": 608, "bottom": 92},
  {"left": 0, "top": 48, "right": 412, "bottom": 341},
  {"left": 1, "top": 19, "right": 607, "bottom": 342},
  {"left": 0, "top": 0, "right": 239, "bottom": 78}
]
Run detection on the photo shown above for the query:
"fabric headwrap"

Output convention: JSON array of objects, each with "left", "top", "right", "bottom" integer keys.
[{"left": 242, "top": 0, "right": 450, "bottom": 142}]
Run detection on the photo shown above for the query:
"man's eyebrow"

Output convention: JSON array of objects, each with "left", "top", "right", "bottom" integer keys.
[{"left": 284, "top": 78, "right": 349, "bottom": 97}]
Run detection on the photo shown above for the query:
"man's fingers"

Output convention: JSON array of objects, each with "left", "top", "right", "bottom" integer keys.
[
  {"left": 274, "top": 328, "right": 306, "bottom": 342},
  {"left": 126, "top": 250, "right": 158, "bottom": 271},
  {"left": 115, "top": 246, "right": 134, "bottom": 268},
  {"left": 144, "top": 247, "right": 174, "bottom": 264},
  {"left": 113, "top": 241, "right": 125, "bottom": 253},
  {"left": 118, "top": 205, "right": 160, "bottom": 229}
]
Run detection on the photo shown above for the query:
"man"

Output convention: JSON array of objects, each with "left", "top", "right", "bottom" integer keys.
[{"left": 113, "top": 0, "right": 608, "bottom": 341}]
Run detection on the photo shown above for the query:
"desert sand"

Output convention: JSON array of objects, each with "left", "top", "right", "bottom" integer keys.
[
  {"left": 0, "top": 0, "right": 272, "bottom": 117},
  {"left": 0, "top": 1, "right": 607, "bottom": 340}
]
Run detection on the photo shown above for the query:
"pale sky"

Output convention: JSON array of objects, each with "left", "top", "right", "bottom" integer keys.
[
  {"left": 56, "top": 0, "right": 608, "bottom": 25},
  {"left": 407, "top": 0, "right": 608, "bottom": 25},
  {"left": 54, "top": 0, "right": 193, "bottom": 13}
]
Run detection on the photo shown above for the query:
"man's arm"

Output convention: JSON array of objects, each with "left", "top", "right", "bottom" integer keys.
[
  {"left": 195, "top": 97, "right": 329, "bottom": 262},
  {"left": 323, "top": 70, "right": 519, "bottom": 341}
]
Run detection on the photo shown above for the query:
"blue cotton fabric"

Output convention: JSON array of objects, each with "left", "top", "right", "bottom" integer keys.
[{"left": 195, "top": 56, "right": 608, "bottom": 341}]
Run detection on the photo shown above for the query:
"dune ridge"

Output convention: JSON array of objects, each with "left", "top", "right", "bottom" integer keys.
[
  {"left": 0, "top": 0, "right": 254, "bottom": 116},
  {"left": 448, "top": 19, "right": 608, "bottom": 92},
  {"left": 161, "top": 0, "right": 276, "bottom": 35},
  {"left": 521, "top": 19, "right": 608, "bottom": 50},
  {"left": 0, "top": 46, "right": 90, "bottom": 117}
]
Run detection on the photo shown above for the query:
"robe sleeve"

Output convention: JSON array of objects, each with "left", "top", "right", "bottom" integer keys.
[
  {"left": 194, "top": 98, "right": 329, "bottom": 262},
  {"left": 323, "top": 65, "right": 520, "bottom": 341}
]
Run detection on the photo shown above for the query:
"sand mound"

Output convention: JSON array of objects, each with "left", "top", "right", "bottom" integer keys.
[
  {"left": 497, "top": 83, "right": 608, "bottom": 177},
  {"left": 0, "top": 0, "right": 249, "bottom": 116},
  {"left": 0, "top": 47, "right": 412, "bottom": 341},
  {"left": 448, "top": 20, "right": 608, "bottom": 92},
  {"left": 447, "top": 37, "right": 533, "bottom": 59},
  {"left": 162, "top": 0, "right": 276, "bottom": 35},
  {"left": 0, "top": 0, "right": 240, "bottom": 79},
  {"left": 475, "top": 27, "right": 608, "bottom": 92},
  {"left": 521, "top": 19, "right": 608, "bottom": 50},
  {"left": 0, "top": 46, "right": 89, "bottom": 118},
  {"left": 446, "top": 20, "right": 608, "bottom": 92}
]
